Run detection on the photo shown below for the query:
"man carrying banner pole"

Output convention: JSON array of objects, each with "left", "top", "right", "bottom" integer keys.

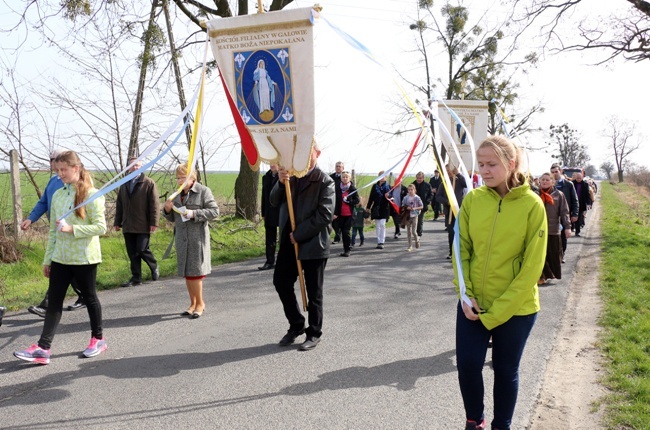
[{"left": 270, "top": 143, "right": 334, "bottom": 351}]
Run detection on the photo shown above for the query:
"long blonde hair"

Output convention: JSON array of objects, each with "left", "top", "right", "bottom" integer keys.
[
  {"left": 56, "top": 151, "right": 93, "bottom": 219},
  {"left": 478, "top": 136, "right": 525, "bottom": 191}
]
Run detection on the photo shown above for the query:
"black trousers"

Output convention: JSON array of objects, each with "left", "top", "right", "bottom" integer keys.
[
  {"left": 432, "top": 201, "right": 442, "bottom": 218},
  {"left": 573, "top": 211, "right": 586, "bottom": 235},
  {"left": 338, "top": 216, "right": 353, "bottom": 252},
  {"left": 39, "top": 277, "right": 83, "bottom": 308},
  {"left": 391, "top": 214, "right": 402, "bottom": 235},
  {"left": 416, "top": 210, "right": 427, "bottom": 236},
  {"left": 264, "top": 224, "right": 278, "bottom": 265},
  {"left": 332, "top": 218, "right": 342, "bottom": 242},
  {"left": 273, "top": 226, "right": 326, "bottom": 338},
  {"left": 39, "top": 262, "right": 103, "bottom": 350},
  {"left": 124, "top": 233, "right": 158, "bottom": 282}
]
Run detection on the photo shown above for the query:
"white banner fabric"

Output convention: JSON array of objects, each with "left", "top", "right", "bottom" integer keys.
[
  {"left": 438, "top": 100, "right": 489, "bottom": 172},
  {"left": 207, "top": 8, "right": 316, "bottom": 177}
]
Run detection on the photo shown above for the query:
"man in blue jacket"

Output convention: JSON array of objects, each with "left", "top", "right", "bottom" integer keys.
[{"left": 20, "top": 149, "right": 85, "bottom": 317}]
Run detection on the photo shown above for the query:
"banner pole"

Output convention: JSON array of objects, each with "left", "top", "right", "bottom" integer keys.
[
  {"left": 257, "top": 0, "right": 264, "bottom": 13},
  {"left": 284, "top": 178, "right": 308, "bottom": 311}
]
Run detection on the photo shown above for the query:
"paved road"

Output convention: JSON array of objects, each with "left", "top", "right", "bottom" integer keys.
[{"left": 0, "top": 207, "right": 595, "bottom": 429}]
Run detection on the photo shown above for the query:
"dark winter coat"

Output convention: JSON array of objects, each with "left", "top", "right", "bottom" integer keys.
[
  {"left": 114, "top": 174, "right": 160, "bottom": 234},
  {"left": 411, "top": 180, "right": 433, "bottom": 212},
  {"left": 366, "top": 182, "right": 391, "bottom": 220},
  {"left": 270, "top": 166, "right": 335, "bottom": 260},
  {"left": 261, "top": 169, "right": 280, "bottom": 228}
]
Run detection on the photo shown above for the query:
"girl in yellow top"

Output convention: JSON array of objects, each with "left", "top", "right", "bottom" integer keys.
[
  {"left": 15, "top": 151, "right": 107, "bottom": 365},
  {"left": 453, "top": 136, "right": 547, "bottom": 430}
]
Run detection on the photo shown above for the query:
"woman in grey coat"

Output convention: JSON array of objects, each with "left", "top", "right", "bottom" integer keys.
[{"left": 163, "top": 164, "right": 219, "bottom": 319}]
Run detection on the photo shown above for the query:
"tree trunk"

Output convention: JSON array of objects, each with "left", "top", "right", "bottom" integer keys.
[
  {"left": 162, "top": 0, "right": 192, "bottom": 146},
  {"left": 234, "top": 152, "right": 259, "bottom": 220},
  {"left": 127, "top": 0, "right": 159, "bottom": 162},
  {"left": 618, "top": 170, "right": 624, "bottom": 183}
]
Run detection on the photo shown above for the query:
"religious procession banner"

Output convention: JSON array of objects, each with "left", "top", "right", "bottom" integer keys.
[
  {"left": 437, "top": 100, "right": 488, "bottom": 172},
  {"left": 207, "top": 7, "right": 317, "bottom": 177}
]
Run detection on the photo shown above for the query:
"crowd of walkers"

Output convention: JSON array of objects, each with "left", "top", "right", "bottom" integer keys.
[{"left": 4, "top": 138, "right": 597, "bottom": 430}]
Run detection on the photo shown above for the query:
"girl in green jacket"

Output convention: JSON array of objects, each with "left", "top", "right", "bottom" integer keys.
[
  {"left": 454, "top": 136, "right": 547, "bottom": 430},
  {"left": 15, "top": 151, "right": 107, "bottom": 365}
]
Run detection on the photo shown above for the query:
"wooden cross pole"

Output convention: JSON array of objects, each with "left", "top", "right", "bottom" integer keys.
[
  {"left": 257, "top": 0, "right": 264, "bottom": 13},
  {"left": 284, "top": 178, "right": 308, "bottom": 311}
]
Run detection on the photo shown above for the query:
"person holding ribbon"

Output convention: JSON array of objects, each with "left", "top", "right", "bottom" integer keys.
[
  {"left": 21, "top": 149, "right": 86, "bottom": 318},
  {"left": 162, "top": 164, "right": 219, "bottom": 319},
  {"left": 453, "top": 136, "right": 547, "bottom": 430},
  {"left": 14, "top": 150, "right": 108, "bottom": 365},
  {"left": 333, "top": 171, "right": 359, "bottom": 257},
  {"left": 366, "top": 172, "right": 391, "bottom": 250}
]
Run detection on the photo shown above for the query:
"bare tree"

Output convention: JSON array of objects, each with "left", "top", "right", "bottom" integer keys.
[
  {"left": 600, "top": 161, "right": 615, "bottom": 180},
  {"left": 547, "top": 123, "right": 590, "bottom": 167},
  {"left": 403, "top": 1, "right": 543, "bottom": 146},
  {"left": 603, "top": 116, "right": 641, "bottom": 183},
  {"left": 510, "top": 0, "right": 650, "bottom": 63},
  {"left": 0, "top": 58, "right": 57, "bottom": 195}
]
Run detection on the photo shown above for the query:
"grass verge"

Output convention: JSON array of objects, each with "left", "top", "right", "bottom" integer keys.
[
  {"left": 0, "top": 216, "right": 265, "bottom": 311},
  {"left": 599, "top": 181, "right": 650, "bottom": 428}
]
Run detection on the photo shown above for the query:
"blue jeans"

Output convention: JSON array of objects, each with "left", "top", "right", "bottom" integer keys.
[
  {"left": 351, "top": 226, "right": 364, "bottom": 245},
  {"left": 456, "top": 302, "right": 537, "bottom": 430}
]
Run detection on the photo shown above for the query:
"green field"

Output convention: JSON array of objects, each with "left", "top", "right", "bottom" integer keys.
[{"left": 0, "top": 169, "right": 417, "bottom": 222}]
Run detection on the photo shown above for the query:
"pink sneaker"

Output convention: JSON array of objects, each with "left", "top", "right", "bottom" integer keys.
[
  {"left": 83, "top": 337, "right": 107, "bottom": 358},
  {"left": 14, "top": 344, "right": 51, "bottom": 365}
]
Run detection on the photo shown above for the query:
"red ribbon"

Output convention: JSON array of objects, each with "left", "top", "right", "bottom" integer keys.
[{"left": 387, "top": 123, "right": 427, "bottom": 214}]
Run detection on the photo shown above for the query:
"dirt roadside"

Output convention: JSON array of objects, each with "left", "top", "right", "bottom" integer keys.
[{"left": 529, "top": 199, "right": 606, "bottom": 429}]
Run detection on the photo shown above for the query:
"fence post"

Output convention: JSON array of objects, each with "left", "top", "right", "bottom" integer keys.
[{"left": 10, "top": 149, "right": 22, "bottom": 239}]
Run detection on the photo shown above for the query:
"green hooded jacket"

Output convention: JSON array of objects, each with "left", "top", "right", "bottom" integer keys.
[{"left": 453, "top": 179, "right": 547, "bottom": 330}]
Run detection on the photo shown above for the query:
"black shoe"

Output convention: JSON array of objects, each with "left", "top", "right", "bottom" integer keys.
[
  {"left": 67, "top": 301, "right": 86, "bottom": 311},
  {"left": 279, "top": 328, "right": 305, "bottom": 346},
  {"left": 376, "top": 244, "right": 384, "bottom": 249},
  {"left": 446, "top": 254, "right": 452, "bottom": 260},
  {"left": 258, "top": 263, "right": 274, "bottom": 271},
  {"left": 340, "top": 251, "right": 350, "bottom": 257},
  {"left": 0, "top": 306, "right": 6, "bottom": 327},
  {"left": 299, "top": 336, "right": 321, "bottom": 351},
  {"left": 121, "top": 280, "right": 142, "bottom": 288},
  {"left": 28, "top": 305, "right": 46, "bottom": 318},
  {"left": 331, "top": 240, "right": 340, "bottom": 245},
  {"left": 394, "top": 234, "right": 399, "bottom": 239},
  {"left": 152, "top": 267, "right": 160, "bottom": 281},
  {"left": 27, "top": 306, "right": 47, "bottom": 318},
  {"left": 575, "top": 233, "right": 581, "bottom": 237},
  {"left": 562, "top": 257, "right": 566, "bottom": 263}
]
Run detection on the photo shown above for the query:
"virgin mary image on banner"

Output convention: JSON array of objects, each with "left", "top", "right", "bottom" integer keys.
[{"left": 238, "top": 49, "right": 291, "bottom": 125}]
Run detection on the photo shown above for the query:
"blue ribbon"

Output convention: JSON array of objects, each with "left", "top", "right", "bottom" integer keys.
[{"left": 58, "top": 114, "right": 192, "bottom": 221}]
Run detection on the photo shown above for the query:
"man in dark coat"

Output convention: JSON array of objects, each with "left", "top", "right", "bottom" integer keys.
[
  {"left": 114, "top": 157, "right": 160, "bottom": 287},
  {"left": 551, "top": 163, "right": 578, "bottom": 257},
  {"left": 329, "top": 161, "right": 344, "bottom": 243},
  {"left": 271, "top": 144, "right": 335, "bottom": 351},
  {"left": 411, "top": 171, "right": 433, "bottom": 237},
  {"left": 259, "top": 164, "right": 280, "bottom": 270},
  {"left": 429, "top": 170, "right": 443, "bottom": 219},
  {"left": 571, "top": 171, "right": 593, "bottom": 237},
  {"left": 435, "top": 165, "right": 467, "bottom": 259}
]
